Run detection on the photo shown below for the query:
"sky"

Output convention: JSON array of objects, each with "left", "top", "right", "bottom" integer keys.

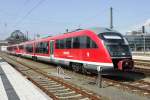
[{"left": 0, "top": 0, "right": 150, "bottom": 40}]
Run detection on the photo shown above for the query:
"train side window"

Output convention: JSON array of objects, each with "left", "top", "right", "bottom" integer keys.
[
  {"left": 73, "top": 37, "right": 80, "bottom": 48},
  {"left": 35, "top": 43, "right": 40, "bottom": 53},
  {"left": 14, "top": 46, "right": 17, "bottom": 50},
  {"left": 26, "top": 44, "right": 33, "bottom": 53},
  {"left": 66, "top": 38, "right": 72, "bottom": 49},
  {"left": 80, "top": 36, "right": 87, "bottom": 48},
  {"left": 86, "top": 37, "right": 91, "bottom": 48},
  {"left": 43, "top": 42, "right": 49, "bottom": 54},
  {"left": 60, "top": 39, "right": 65, "bottom": 49},
  {"left": 10, "top": 47, "right": 13, "bottom": 51},
  {"left": 35, "top": 42, "right": 48, "bottom": 54},
  {"left": 56, "top": 40, "right": 60, "bottom": 49},
  {"left": 7, "top": 47, "right": 12, "bottom": 51},
  {"left": 19, "top": 45, "right": 24, "bottom": 50},
  {"left": 63, "top": 39, "right": 66, "bottom": 49}
]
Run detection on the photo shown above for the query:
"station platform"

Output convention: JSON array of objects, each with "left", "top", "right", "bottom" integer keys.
[
  {"left": 133, "top": 55, "right": 150, "bottom": 61},
  {"left": 0, "top": 57, "right": 51, "bottom": 100}
]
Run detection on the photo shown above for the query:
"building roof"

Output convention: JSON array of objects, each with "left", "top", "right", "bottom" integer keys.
[{"left": 0, "top": 40, "right": 8, "bottom": 44}]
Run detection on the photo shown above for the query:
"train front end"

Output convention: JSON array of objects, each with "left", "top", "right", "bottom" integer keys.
[{"left": 97, "top": 28, "right": 134, "bottom": 71}]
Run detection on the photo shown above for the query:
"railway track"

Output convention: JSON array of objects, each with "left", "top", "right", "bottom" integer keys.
[
  {"left": 134, "top": 59, "right": 150, "bottom": 66},
  {"left": 1, "top": 54, "right": 101, "bottom": 100},
  {"left": 134, "top": 59, "right": 150, "bottom": 76},
  {"left": 1, "top": 53, "right": 150, "bottom": 98},
  {"left": 103, "top": 78, "right": 150, "bottom": 96},
  {"left": 79, "top": 73, "right": 150, "bottom": 97}
]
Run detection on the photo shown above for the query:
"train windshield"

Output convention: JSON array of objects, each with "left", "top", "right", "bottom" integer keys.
[{"left": 98, "top": 32, "right": 131, "bottom": 57}]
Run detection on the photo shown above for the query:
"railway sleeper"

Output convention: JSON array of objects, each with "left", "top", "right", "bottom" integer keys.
[
  {"left": 47, "top": 83, "right": 59, "bottom": 86},
  {"left": 34, "top": 77, "right": 49, "bottom": 81},
  {"left": 55, "top": 91, "right": 75, "bottom": 96},
  {"left": 50, "top": 88, "right": 70, "bottom": 93},
  {"left": 38, "top": 83, "right": 50, "bottom": 86},
  {"left": 35, "top": 81, "right": 49, "bottom": 84},
  {"left": 38, "top": 83, "right": 58, "bottom": 87},
  {"left": 48, "top": 81, "right": 59, "bottom": 84},
  {"left": 31, "top": 77, "right": 46, "bottom": 81},
  {"left": 47, "top": 84, "right": 61, "bottom": 87},
  {"left": 79, "top": 98, "right": 90, "bottom": 100},
  {"left": 37, "top": 79, "right": 50, "bottom": 81},
  {"left": 48, "top": 86, "right": 65, "bottom": 90},
  {"left": 50, "top": 89, "right": 73, "bottom": 94},
  {"left": 55, "top": 92, "right": 79, "bottom": 97},
  {"left": 58, "top": 97, "right": 90, "bottom": 100},
  {"left": 57, "top": 94, "right": 82, "bottom": 99},
  {"left": 43, "top": 84, "right": 62, "bottom": 88}
]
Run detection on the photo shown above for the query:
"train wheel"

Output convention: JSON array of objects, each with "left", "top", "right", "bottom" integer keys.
[
  {"left": 72, "top": 63, "right": 78, "bottom": 72},
  {"left": 72, "top": 63, "right": 82, "bottom": 72},
  {"left": 81, "top": 65, "right": 87, "bottom": 74},
  {"left": 32, "top": 56, "right": 37, "bottom": 61},
  {"left": 35, "top": 57, "right": 37, "bottom": 61}
]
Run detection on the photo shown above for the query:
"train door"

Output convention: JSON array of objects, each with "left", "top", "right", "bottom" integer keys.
[{"left": 50, "top": 40, "right": 54, "bottom": 60}]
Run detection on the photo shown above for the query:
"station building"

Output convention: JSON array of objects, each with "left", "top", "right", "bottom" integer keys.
[
  {"left": 0, "top": 40, "right": 9, "bottom": 51},
  {"left": 125, "top": 31, "right": 150, "bottom": 51},
  {"left": 0, "top": 40, "right": 8, "bottom": 46}
]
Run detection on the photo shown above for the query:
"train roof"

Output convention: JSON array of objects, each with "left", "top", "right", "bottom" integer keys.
[
  {"left": 8, "top": 27, "right": 121, "bottom": 45},
  {"left": 59, "top": 27, "right": 119, "bottom": 35},
  {"left": 87, "top": 27, "right": 119, "bottom": 34}
]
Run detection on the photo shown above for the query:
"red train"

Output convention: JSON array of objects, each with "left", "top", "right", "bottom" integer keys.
[{"left": 7, "top": 27, "right": 134, "bottom": 73}]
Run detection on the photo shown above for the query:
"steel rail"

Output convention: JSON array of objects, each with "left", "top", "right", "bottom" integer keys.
[{"left": 1, "top": 53, "right": 101, "bottom": 100}]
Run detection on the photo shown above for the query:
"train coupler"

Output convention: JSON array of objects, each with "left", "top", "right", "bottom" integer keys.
[{"left": 117, "top": 59, "right": 134, "bottom": 70}]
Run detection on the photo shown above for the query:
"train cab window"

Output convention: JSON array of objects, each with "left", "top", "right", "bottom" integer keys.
[
  {"left": 91, "top": 41, "right": 98, "bottom": 48},
  {"left": 66, "top": 38, "right": 72, "bottom": 49},
  {"left": 89, "top": 37, "right": 98, "bottom": 48},
  {"left": 25, "top": 44, "right": 33, "bottom": 53},
  {"left": 73, "top": 37, "right": 80, "bottom": 48},
  {"left": 80, "top": 36, "right": 98, "bottom": 48},
  {"left": 35, "top": 42, "right": 48, "bottom": 54}
]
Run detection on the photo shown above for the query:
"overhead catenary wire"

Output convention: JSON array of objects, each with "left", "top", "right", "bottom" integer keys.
[{"left": 14, "top": 0, "right": 46, "bottom": 27}]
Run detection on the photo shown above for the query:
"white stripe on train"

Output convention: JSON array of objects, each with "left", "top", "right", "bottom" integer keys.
[{"left": 23, "top": 54, "right": 113, "bottom": 67}]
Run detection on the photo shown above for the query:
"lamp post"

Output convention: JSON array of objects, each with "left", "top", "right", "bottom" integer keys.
[
  {"left": 142, "top": 26, "right": 145, "bottom": 54},
  {"left": 110, "top": 7, "right": 113, "bottom": 29},
  {"left": 144, "top": 34, "right": 145, "bottom": 54}
]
